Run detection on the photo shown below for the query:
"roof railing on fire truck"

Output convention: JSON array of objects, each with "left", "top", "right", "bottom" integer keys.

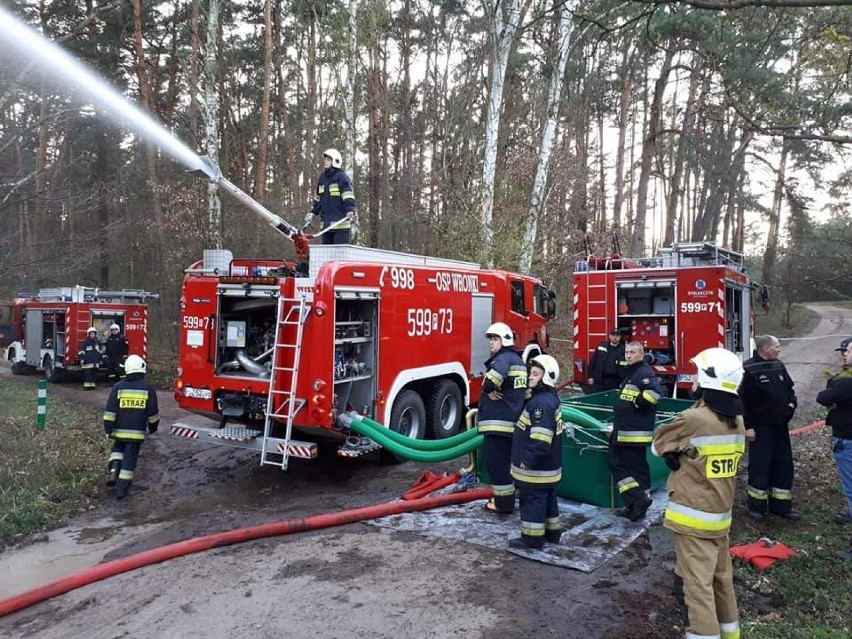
[
  {"left": 34, "top": 286, "right": 159, "bottom": 303},
  {"left": 580, "top": 241, "right": 744, "bottom": 272}
]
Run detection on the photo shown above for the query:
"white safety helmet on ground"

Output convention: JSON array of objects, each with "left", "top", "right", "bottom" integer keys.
[
  {"left": 124, "top": 354, "right": 146, "bottom": 375},
  {"left": 484, "top": 322, "right": 514, "bottom": 347},
  {"left": 110, "top": 324, "right": 120, "bottom": 331},
  {"left": 691, "top": 347, "right": 744, "bottom": 394},
  {"left": 323, "top": 148, "right": 343, "bottom": 169},
  {"left": 87, "top": 326, "right": 98, "bottom": 335},
  {"left": 530, "top": 354, "right": 559, "bottom": 388}
]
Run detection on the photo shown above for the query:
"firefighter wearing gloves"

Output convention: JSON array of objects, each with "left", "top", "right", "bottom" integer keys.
[
  {"left": 104, "top": 323, "right": 129, "bottom": 382},
  {"left": 609, "top": 341, "right": 662, "bottom": 522},
  {"left": 739, "top": 334, "right": 800, "bottom": 521},
  {"left": 304, "top": 148, "right": 357, "bottom": 245},
  {"left": 509, "top": 354, "right": 563, "bottom": 550},
  {"left": 103, "top": 355, "right": 160, "bottom": 499},
  {"left": 477, "top": 322, "right": 527, "bottom": 514},
  {"left": 78, "top": 327, "right": 103, "bottom": 390},
  {"left": 651, "top": 347, "right": 746, "bottom": 639}
]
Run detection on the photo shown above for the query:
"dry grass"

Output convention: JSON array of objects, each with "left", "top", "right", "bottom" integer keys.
[{"left": 0, "top": 379, "right": 106, "bottom": 545}]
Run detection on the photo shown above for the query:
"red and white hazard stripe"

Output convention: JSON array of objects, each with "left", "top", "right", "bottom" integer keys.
[
  {"left": 170, "top": 426, "right": 199, "bottom": 439},
  {"left": 278, "top": 442, "right": 316, "bottom": 459}
]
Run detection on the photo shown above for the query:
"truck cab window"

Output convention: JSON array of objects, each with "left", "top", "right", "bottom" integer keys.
[{"left": 511, "top": 281, "right": 526, "bottom": 316}]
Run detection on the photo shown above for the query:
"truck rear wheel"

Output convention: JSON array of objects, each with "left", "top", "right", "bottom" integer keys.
[
  {"left": 43, "top": 355, "right": 62, "bottom": 383},
  {"left": 381, "top": 390, "right": 426, "bottom": 463},
  {"left": 427, "top": 380, "right": 462, "bottom": 439}
]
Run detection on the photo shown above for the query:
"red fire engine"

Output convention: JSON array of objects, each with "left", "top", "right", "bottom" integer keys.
[
  {"left": 4, "top": 286, "right": 158, "bottom": 381},
  {"left": 171, "top": 245, "right": 555, "bottom": 467},
  {"left": 573, "top": 242, "right": 756, "bottom": 396}
]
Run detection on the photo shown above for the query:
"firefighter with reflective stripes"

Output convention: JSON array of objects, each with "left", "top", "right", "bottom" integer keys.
[
  {"left": 304, "top": 148, "right": 357, "bottom": 245},
  {"left": 78, "top": 327, "right": 103, "bottom": 390},
  {"left": 588, "top": 327, "right": 626, "bottom": 392},
  {"left": 103, "top": 355, "right": 160, "bottom": 499},
  {"left": 652, "top": 347, "right": 746, "bottom": 639},
  {"left": 478, "top": 322, "right": 527, "bottom": 514},
  {"left": 739, "top": 334, "right": 800, "bottom": 521},
  {"left": 609, "top": 340, "right": 662, "bottom": 521},
  {"left": 509, "top": 354, "right": 563, "bottom": 550},
  {"left": 104, "top": 323, "right": 129, "bottom": 381}
]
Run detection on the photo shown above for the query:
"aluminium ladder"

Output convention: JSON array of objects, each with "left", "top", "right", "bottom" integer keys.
[{"left": 260, "top": 295, "right": 310, "bottom": 470}]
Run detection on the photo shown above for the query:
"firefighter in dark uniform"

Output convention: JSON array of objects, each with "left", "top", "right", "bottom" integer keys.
[
  {"left": 652, "top": 347, "right": 746, "bottom": 639},
  {"left": 609, "top": 340, "right": 662, "bottom": 521},
  {"left": 587, "top": 327, "right": 626, "bottom": 392},
  {"left": 304, "top": 148, "right": 357, "bottom": 245},
  {"left": 739, "top": 334, "right": 800, "bottom": 520},
  {"left": 103, "top": 355, "right": 159, "bottom": 499},
  {"left": 104, "top": 323, "right": 129, "bottom": 382},
  {"left": 478, "top": 321, "right": 528, "bottom": 514},
  {"left": 78, "top": 326, "right": 103, "bottom": 390},
  {"left": 509, "top": 354, "right": 563, "bottom": 550}
]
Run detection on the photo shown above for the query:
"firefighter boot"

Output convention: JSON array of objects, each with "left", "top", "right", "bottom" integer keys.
[
  {"left": 509, "top": 535, "right": 545, "bottom": 551},
  {"left": 545, "top": 530, "right": 563, "bottom": 545},
  {"left": 106, "top": 461, "right": 120, "bottom": 487},
  {"left": 629, "top": 497, "right": 653, "bottom": 522}
]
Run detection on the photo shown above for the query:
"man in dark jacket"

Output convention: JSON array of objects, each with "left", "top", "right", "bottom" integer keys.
[
  {"left": 609, "top": 340, "right": 663, "bottom": 522},
  {"left": 304, "top": 148, "right": 357, "bottom": 245},
  {"left": 739, "top": 334, "right": 799, "bottom": 520},
  {"left": 103, "top": 355, "right": 160, "bottom": 499},
  {"left": 587, "top": 328, "right": 626, "bottom": 392},
  {"left": 477, "top": 321, "right": 528, "bottom": 514},
  {"left": 104, "top": 323, "right": 129, "bottom": 382},
  {"left": 816, "top": 339, "right": 852, "bottom": 540}
]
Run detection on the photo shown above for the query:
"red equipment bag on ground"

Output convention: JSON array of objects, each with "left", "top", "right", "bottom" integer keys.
[{"left": 729, "top": 538, "right": 799, "bottom": 571}]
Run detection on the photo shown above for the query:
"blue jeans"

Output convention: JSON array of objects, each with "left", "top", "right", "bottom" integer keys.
[{"left": 832, "top": 437, "right": 852, "bottom": 515}]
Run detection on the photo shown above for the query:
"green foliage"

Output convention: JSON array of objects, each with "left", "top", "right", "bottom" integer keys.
[{"left": 0, "top": 380, "right": 106, "bottom": 544}]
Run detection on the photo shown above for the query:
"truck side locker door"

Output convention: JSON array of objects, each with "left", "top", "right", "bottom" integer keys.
[
  {"left": 470, "top": 294, "right": 493, "bottom": 377},
  {"left": 24, "top": 309, "right": 43, "bottom": 366}
]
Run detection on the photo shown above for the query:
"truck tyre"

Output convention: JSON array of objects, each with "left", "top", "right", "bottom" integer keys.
[
  {"left": 43, "top": 355, "right": 62, "bottom": 383},
  {"left": 381, "top": 390, "right": 426, "bottom": 464},
  {"left": 427, "top": 380, "right": 462, "bottom": 439}
]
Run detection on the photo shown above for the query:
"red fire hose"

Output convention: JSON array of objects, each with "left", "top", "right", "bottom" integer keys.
[{"left": 0, "top": 488, "right": 491, "bottom": 619}]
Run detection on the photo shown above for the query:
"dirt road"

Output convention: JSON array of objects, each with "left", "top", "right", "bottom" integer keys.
[{"left": 0, "top": 304, "right": 847, "bottom": 638}]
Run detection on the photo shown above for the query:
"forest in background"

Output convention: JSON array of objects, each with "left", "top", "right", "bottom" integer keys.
[{"left": 0, "top": 0, "right": 850, "bottom": 347}]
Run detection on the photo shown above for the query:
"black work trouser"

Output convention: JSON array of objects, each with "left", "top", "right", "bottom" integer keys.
[
  {"left": 483, "top": 434, "right": 515, "bottom": 511},
  {"left": 608, "top": 441, "right": 650, "bottom": 509},
  {"left": 517, "top": 482, "right": 561, "bottom": 542},
  {"left": 321, "top": 228, "right": 351, "bottom": 245},
  {"left": 747, "top": 424, "right": 794, "bottom": 515},
  {"left": 82, "top": 367, "right": 97, "bottom": 389},
  {"left": 110, "top": 439, "right": 143, "bottom": 496}
]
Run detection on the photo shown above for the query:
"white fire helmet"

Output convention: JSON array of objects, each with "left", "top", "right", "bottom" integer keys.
[
  {"left": 530, "top": 354, "right": 559, "bottom": 388},
  {"left": 87, "top": 326, "right": 98, "bottom": 335},
  {"left": 323, "top": 148, "right": 343, "bottom": 169},
  {"left": 124, "top": 354, "right": 147, "bottom": 376},
  {"left": 484, "top": 322, "right": 514, "bottom": 347},
  {"left": 691, "top": 347, "right": 744, "bottom": 395},
  {"left": 110, "top": 324, "right": 120, "bottom": 331}
]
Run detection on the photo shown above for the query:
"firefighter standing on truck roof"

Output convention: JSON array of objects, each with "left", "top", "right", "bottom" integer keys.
[
  {"left": 79, "top": 327, "right": 103, "bottom": 390},
  {"left": 652, "top": 347, "right": 746, "bottom": 639},
  {"left": 478, "top": 322, "right": 527, "bottom": 514},
  {"left": 304, "top": 148, "right": 357, "bottom": 245},
  {"left": 104, "top": 323, "right": 129, "bottom": 382},
  {"left": 103, "top": 355, "right": 159, "bottom": 499},
  {"left": 609, "top": 340, "right": 662, "bottom": 522},
  {"left": 587, "top": 327, "right": 626, "bottom": 392},
  {"left": 739, "top": 334, "right": 800, "bottom": 521},
  {"left": 509, "top": 354, "right": 563, "bottom": 550}
]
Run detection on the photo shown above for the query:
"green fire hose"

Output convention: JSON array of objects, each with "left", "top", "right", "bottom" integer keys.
[
  {"left": 350, "top": 417, "right": 483, "bottom": 462},
  {"left": 360, "top": 417, "right": 479, "bottom": 451}
]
